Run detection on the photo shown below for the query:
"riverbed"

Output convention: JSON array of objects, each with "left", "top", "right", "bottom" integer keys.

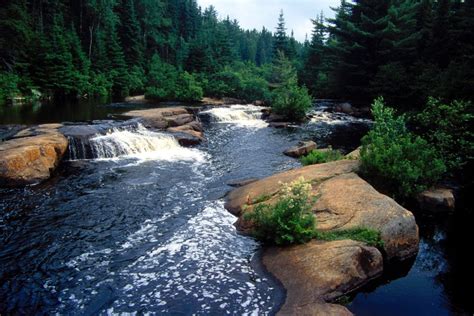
[{"left": 0, "top": 101, "right": 472, "bottom": 315}]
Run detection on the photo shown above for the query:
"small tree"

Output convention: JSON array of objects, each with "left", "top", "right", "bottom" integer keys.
[{"left": 270, "top": 53, "right": 312, "bottom": 121}]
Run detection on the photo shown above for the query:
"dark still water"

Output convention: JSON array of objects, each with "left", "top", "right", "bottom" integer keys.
[
  {"left": 0, "top": 98, "right": 195, "bottom": 125},
  {"left": 349, "top": 210, "right": 473, "bottom": 316},
  {"left": 0, "top": 103, "right": 471, "bottom": 315}
]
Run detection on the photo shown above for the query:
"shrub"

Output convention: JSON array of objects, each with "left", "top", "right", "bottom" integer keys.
[
  {"left": 414, "top": 97, "right": 473, "bottom": 171},
  {"left": 360, "top": 97, "right": 446, "bottom": 198},
  {"left": 300, "top": 149, "right": 344, "bottom": 166},
  {"left": 244, "top": 177, "right": 316, "bottom": 245}
]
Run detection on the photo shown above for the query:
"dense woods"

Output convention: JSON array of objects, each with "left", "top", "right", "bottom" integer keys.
[{"left": 1, "top": 0, "right": 473, "bottom": 109}]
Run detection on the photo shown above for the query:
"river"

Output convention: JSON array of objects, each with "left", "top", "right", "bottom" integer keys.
[{"left": 0, "top": 101, "right": 472, "bottom": 315}]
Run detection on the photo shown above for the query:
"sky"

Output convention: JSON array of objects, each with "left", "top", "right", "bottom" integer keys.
[{"left": 196, "top": 0, "right": 340, "bottom": 42}]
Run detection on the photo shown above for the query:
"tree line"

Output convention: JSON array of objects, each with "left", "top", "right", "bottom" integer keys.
[
  {"left": 0, "top": 0, "right": 286, "bottom": 102},
  {"left": 1, "top": 0, "right": 473, "bottom": 111},
  {"left": 301, "top": 0, "right": 474, "bottom": 109}
]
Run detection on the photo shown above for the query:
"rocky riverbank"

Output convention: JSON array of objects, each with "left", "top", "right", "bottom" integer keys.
[
  {"left": 225, "top": 159, "right": 419, "bottom": 315},
  {"left": 0, "top": 107, "right": 203, "bottom": 187}
]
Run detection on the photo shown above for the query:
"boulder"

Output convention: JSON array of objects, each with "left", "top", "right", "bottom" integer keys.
[
  {"left": 269, "top": 122, "right": 290, "bottom": 129},
  {"left": 164, "top": 113, "right": 194, "bottom": 127},
  {"left": 284, "top": 141, "right": 317, "bottom": 158},
  {"left": 167, "top": 121, "right": 205, "bottom": 146},
  {"left": 313, "top": 173, "right": 419, "bottom": 261},
  {"left": 225, "top": 160, "right": 419, "bottom": 261},
  {"left": 336, "top": 103, "right": 353, "bottom": 114},
  {"left": 417, "top": 187, "right": 455, "bottom": 212},
  {"left": 263, "top": 239, "right": 383, "bottom": 316},
  {"left": 225, "top": 160, "right": 360, "bottom": 215},
  {"left": 345, "top": 146, "right": 361, "bottom": 160},
  {"left": 0, "top": 126, "right": 68, "bottom": 186}
]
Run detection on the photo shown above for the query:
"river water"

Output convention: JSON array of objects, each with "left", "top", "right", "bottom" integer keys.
[{"left": 0, "top": 102, "right": 472, "bottom": 315}]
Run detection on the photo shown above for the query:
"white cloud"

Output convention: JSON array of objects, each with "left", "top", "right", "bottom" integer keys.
[{"left": 197, "top": 0, "right": 340, "bottom": 41}]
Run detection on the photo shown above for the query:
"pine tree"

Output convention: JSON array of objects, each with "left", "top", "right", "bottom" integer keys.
[{"left": 273, "top": 10, "right": 288, "bottom": 58}]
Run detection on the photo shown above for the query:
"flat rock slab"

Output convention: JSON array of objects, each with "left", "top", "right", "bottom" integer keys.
[
  {"left": 284, "top": 141, "right": 317, "bottom": 158},
  {"left": 123, "top": 107, "right": 190, "bottom": 129},
  {"left": 0, "top": 125, "right": 68, "bottom": 186},
  {"left": 225, "top": 160, "right": 360, "bottom": 215},
  {"left": 263, "top": 239, "right": 383, "bottom": 316}
]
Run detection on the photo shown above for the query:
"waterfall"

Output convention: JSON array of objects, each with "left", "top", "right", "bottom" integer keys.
[
  {"left": 200, "top": 105, "right": 268, "bottom": 127},
  {"left": 68, "top": 124, "right": 206, "bottom": 162}
]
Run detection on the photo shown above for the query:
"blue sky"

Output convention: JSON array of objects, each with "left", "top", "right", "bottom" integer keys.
[{"left": 196, "top": 0, "right": 341, "bottom": 42}]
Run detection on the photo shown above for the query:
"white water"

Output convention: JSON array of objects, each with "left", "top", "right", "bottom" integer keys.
[
  {"left": 309, "top": 108, "right": 372, "bottom": 125},
  {"left": 201, "top": 105, "right": 268, "bottom": 128},
  {"left": 89, "top": 124, "right": 206, "bottom": 162}
]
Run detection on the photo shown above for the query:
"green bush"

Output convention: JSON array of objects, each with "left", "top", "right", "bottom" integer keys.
[
  {"left": 414, "top": 97, "right": 473, "bottom": 171},
  {"left": 270, "top": 53, "right": 312, "bottom": 121},
  {"left": 360, "top": 97, "right": 446, "bottom": 198},
  {"left": 300, "top": 149, "right": 344, "bottom": 166},
  {"left": 244, "top": 177, "right": 316, "bottom": 245}
]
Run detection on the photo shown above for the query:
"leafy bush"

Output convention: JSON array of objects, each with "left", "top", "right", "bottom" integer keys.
[
  {"left": 360, "top": 97, "right": 446, "bottom": 198},
  {"left": 316, "top": 228, "right": 384, "bottom": 248},
  {"left": 300, "top": 149, "right": 344, "bottom": 166},
  {"left": 414, "top": 97, "right": 473, "bottom": 171},
  {"left": 244, "top": 177, "right": 316, "bottom": 245},
  {"left": 270, "top": 53, "right": 312, "bottom": 121}
]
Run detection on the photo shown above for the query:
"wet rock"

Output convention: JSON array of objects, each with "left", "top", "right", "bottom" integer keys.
[
  {"left": 269, "top": 122, "right": 290, "bottom": 129},
  {"left": 253, "top": 100, "right": 266, "bottom": 106},
  {"left": 283, "top": 141, "right": 317, "bottom": 158},
  {"left": 164, "top": 113, "right": 194, "bottom": 127},
  {"left": 263, "top": 239, "right": 383, "bottom": 316},
  {"left": 227, "top": 178, "right": 259, "bottom": 187},
  {"left": 313, "top": 173, "right": 419, "bottom": 261},
  {"left": 417, "top": 187, "right": 455, "bottom": 212},
  {"left": 267, "top": 113, "right": 287, "bottom": 122},
  {"left": 167, "top": 121, "right": 205, "bottom": 146},
  {"left": 0, "top": 125, "right": 27, "bottom": 141},
  {"left": 0, "top": 125, "right": 68, "bottom": 186}
]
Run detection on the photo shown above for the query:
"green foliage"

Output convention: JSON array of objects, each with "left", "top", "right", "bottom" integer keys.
[
  {"left": 145, "top": 54, "right": 202, "bottom": 102},
  {"left": 300, "top": 149, "right": 344, "bottom": 166},
  {"left": 244, "top": 178, "right": 316, "bottom": 245},
  {"left": 270, "top": 53, "right": 312, "bottom": 121},
  {"left": 175, "top": 71, "right": 203, "bottom": 102},
  {"left": 0, "top": 72, "right": 20, "bottom": 104},
  {"left": 316, "top": 228, "right": 384, "bottom": 248},
  {"left": 203, "top": 63, "right": 270, "bottom": 102},
  {"left": 360, "top": 98, "right": 446, "bottom": 198},
  {"left": 414, "top": 98, "right": 474, "bottom": 170}
]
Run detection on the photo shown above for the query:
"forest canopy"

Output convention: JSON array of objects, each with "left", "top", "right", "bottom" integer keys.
[{"left": 0, "top": 0, "right": 473, "bottom": 111}]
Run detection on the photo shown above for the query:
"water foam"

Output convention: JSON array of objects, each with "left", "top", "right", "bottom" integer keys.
[
  {"left": 201, "top": 105, "right": 268, "bottom": 128},
  {"left": 89, "top": 124, "right": 206, "bottom": 162}
]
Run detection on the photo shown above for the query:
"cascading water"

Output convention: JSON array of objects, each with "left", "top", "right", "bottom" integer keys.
[
  {"left": 68, "top": 124, "right": 206, "bottom": 162},
  {"left": 200, "top": 105, "right": 268, "bottom": 128}
]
